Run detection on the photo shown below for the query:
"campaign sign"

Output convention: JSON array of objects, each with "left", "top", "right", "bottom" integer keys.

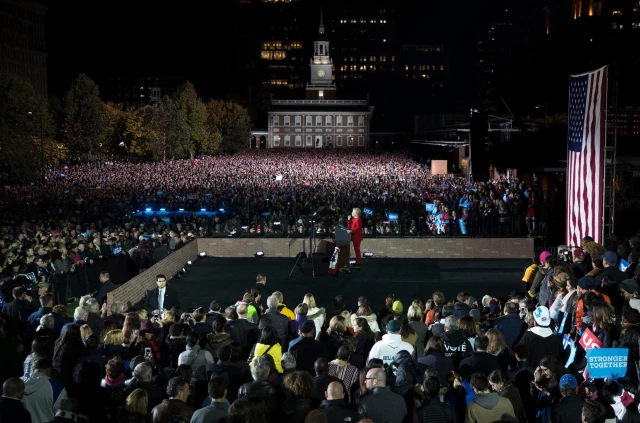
[
  {"left": 586, "top": 348, "right": 628, "bottom": 380},
  {"left": 579, "top": 328, "right": 604, "bottom": 350},
  {"left": 620, "top": 258, "right": 630, "bottom": 272},
  {"left": 112, "top": 245, "right": 122, "bottom": 257},
  {"left": 425, "top": 203, "right": 438, "bottom": 213},
  {"left": 363, "top": 207, "right": 374, "bottom": 216}
]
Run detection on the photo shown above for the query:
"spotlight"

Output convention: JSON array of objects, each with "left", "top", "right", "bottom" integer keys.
[
  {"left": 274, "top": 221, "right": 281, "bottom": 225},
  {"left": 145, "top": 208, "right": 152, "bottom": 211},
  {"left": 364, "top": 252, "right": 374, "bottom": 258},
  {"left": 349, "top": 259, "right": 356, "bottom": 265},
  {"left": 160, "top": 208, "right": 166, "bottom": 211},
  {"left": 200, "top": 208, "right": 206, "bottom": 211},
  {"left": 179, "top": 208, "right": 184, "bottom": 211},
  {"left": 255, "top": 251, "right": 264, "bottom": 258},
  {"left": 180, "top": 267, "right": 186, "bottom": 274},
  {"left": 185, "top": 261, "right": 192, "bottom": 268},
  {"left": 219, "top": 208, "right": 225, "bottom": 212},
  {"left": 198, "top": 251, "right": 207, "bottom": 257}
]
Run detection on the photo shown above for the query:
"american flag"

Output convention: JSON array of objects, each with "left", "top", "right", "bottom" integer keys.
[{"left": 566, "top": 65, "right": 607, "bottom": 246}]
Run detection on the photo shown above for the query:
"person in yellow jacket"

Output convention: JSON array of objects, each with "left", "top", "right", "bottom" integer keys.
[
  {"left": 523, "top": 254, "right": 543, "bottom": 294},
  {"left": 272, "top": 291, "right": 295, "bottom": 321},
  {"left": 249, "top": 326, "right": 283, "bottom": 373}
]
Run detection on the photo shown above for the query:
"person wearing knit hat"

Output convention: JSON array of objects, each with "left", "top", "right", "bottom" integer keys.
[
  {"left": 367, "top": 318, "right": 414, "bottom": 372},
  {"left": 392, "top": 300, "right": 404, "bottom": 314}
]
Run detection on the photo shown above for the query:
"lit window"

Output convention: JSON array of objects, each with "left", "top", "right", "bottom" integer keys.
[
  {"left": 273, "top": 135, "right": 280, "bottom": 147},
  {"left": 405, "top": 65, "right": 409, "bottom": 71},
  {"left": 261, "top": 51, "right": 272, "bottom": 59},
  {"left": 440, "top": 64, "right": 444, "bottom": 70},
  {"left": 318, "top": 90, "right": 324, "bottom": 98},
  {"left": 347, "top": 136, "right": 354, "bottom": 146},
  {"left": 612, "top": 22, "right": 618, "bottom": 29},
  {"left": 273, "top": 51, "right": 286, "bottom": 60},
  {"left": 633, "top": 22, "right": 640, "bottom": 29},
  {"left": 382, "top": 39, "right": 387, "bottom": 43},
  {"left": 612, "top": 9, "right": 622, "bottom": 15}
]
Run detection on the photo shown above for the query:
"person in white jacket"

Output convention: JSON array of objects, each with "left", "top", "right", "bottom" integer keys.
[
  {"left": 303, "top": 293, "right": 326, "bottom": 340},
  {"left": 367, "top": 320, "right": 414, "bottom": 372},
  {"left": 21, "top": 357, "right": 68, "bottom": 423}
]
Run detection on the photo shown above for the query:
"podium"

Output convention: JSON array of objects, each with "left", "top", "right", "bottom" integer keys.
[{"left": 334, "top": 225, "right": 351, "bottom": 272}]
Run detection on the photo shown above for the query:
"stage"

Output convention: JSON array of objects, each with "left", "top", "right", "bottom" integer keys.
[{"left": 169, "top": 257, "right": 530, "bottom": 312}]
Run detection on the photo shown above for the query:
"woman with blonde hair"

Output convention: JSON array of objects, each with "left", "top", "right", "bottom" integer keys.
[
  {"left": 302, "top": 293, "right": 325, "bottom": 340},
  {"left": 407, "top": 304, "right": 428, "bottom": 357},
  {"left": 80, "top": 324, "right": 93, "bottom": 346},
  {"left": 117, "top": 387, "right": 150, "bottom": 423},
  {"left": 351, "top": 304, "right": 380, "bottom": 333},
  {"left": 485, "top": 328, "right": 513, "bottom": 371},
  {"left": 320, "top": 315, "right": 355, "bottom": 359},
  {"left": 122, "top": 312, "right": 141, "bottom": 347}
]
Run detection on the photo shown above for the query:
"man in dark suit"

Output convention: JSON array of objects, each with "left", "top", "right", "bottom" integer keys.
[
  {"left": 289, "top": 321, "right": 329, "bottom": 375},
  {"left": 227, "top": 303, "right": 259, "bottom": 359},
  {"left": 94, "top": 271, "right": 116, "bottom": 304},
  {"left": 144, "top": 274, "right": 180, "bottom": 315}
]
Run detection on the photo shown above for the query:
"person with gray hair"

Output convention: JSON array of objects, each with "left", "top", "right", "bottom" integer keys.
[
  {"left": 60, "top": 306, "right": 89, "bottom": 334},
  {"left": 106, "top": 301, "right": 127, "bottom": 327},
  {"left": 274, "top": 352, "right": 297, "bottom": 385},
  {"left": 82, "top": 297, "right": 105, "bottom": 337},
  {"left": 238, "top": 355, "right": 284, "bottom": 423},
  {"left": 36, "top": 313, "right": 55, "bottom": 334},
  {"left": 123, "top": 362, "right": 168, "bottom": 410},
  {"left": 262, "top": 295, "right": 290, "bottom": 348},
  {"left": 441, "top": 315, "right": 472, "bottom": 368},
  {"left": 151, "top": 376, "right": 194, "bottom": 423},
  {"left": 358, "top": 368, "right": 407, "bottom": 422}
]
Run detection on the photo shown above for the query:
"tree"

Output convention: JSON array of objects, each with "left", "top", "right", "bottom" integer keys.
[
  {"left": 63, "top": 73, "right": 106, "bottom": 157},
  {"left": 103, "top": 102, "right": 126, "bottom": 153},
  {"left": 175, "top": 82, "right": 220, "bottom": 156},
  {"left": 147, "top": 96, "right": 191, "bottom": 161},
  {"left": 205, "top": 99, "right": 251, "bottom": 154},
  {"left": 122, "top": 107, "right": 149, "bottom": 156},
  {"left": 0, "top": 73, "right": 54, "bottom": 182}
]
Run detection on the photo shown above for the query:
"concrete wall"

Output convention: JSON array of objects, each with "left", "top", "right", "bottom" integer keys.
[
  {"left": 106, "top": 241, "right": 198, "bottom": 313},
  {"left": 196, "top": 237, "right": 534, "bottom": 259}
]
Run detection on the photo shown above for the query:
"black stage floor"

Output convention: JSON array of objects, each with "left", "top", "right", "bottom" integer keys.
[{"left": 170, "top": 257, "right": 531, "bottom": 313}]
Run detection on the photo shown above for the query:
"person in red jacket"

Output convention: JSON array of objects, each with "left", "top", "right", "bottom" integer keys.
[{"left": 346, "top": 207, "right": 363, "bottom": 267}]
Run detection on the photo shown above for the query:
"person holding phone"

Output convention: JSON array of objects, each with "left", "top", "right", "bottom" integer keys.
[{"left": 346, "top": 208, "right": 363, "bottom": 267}]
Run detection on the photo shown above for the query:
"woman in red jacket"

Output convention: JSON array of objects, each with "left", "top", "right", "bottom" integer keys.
[{"left": 346, "top": 207, "right": 363, "bottom": 267}]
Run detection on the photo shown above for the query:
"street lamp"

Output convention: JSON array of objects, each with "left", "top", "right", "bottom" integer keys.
[{"left": 27, "top": 111, "right": 45, "bottom": 183}]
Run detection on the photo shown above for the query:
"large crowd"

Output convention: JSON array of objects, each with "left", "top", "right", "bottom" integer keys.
[
  {"left": 0, "top": 227, "right": 640, "bottom": 422},
  {"left": 1, "top": 150, "right": 551, "bottom": 239}
]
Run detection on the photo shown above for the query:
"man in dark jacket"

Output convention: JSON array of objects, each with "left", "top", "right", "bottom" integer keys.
[
  {"left": 493, "top": 301, "right": 527, "bottom": 349},
  {"left": 238, "top": 355, "right": 284, "bottom": 423},
  {"left": 226, "top": 303, "right": 259, "bottom": 359},
  {"left": 358, "top": 368, "right": 407, "bottom": 423},
  {"left": 151, "top": 377, "right": 194, "bottom": 423},
  {"left": 458, "top": 335, "right": 501, "bottom": 381},
  {"left": 416, "top": 377, "right": 456, "bottom": 423},
  {"left": 261, "top": 295, "right": 289, "bottom": 348},
  {"left": 510, "top": 344, "right": 536, "bottom": 422},
  {"left": 94, "top": 271, "right": 115, "bottom": 304},
  {"left": 143, "top": 274, "right": 180, "bottom": 315},
  {"left": 3, "top": 286, "right": 34, "bottom": 328},
  {"left": 319, "top": 382, "right": 358, "bottom": 422},
  {"left": 0, "top": 378, "right": 32, "bottom": 422},
  {"left": 595, "top": 251, "right": 628, "bottom": 284},
  {"left": 290, "top": 321, "right": 329, "bottom": 376},
  {"left": 123, "top": 362, "right": 167, "bottom": 411},
  {"left": 314, "top": 358, "right": 345, "bottom": 402},
  {"left": 206, "top": 345, "right": 246, "bottom": 403},
  {"left": 552, "top": 374, "right": 584, "bottom": 423},
  {"left": 27, "top": 293, "right": 65, "bottom": 335}
]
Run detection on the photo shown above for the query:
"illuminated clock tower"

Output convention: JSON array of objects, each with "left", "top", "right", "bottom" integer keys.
[{"left": 307, "top": 10, "right": 336, "bottom": 100}]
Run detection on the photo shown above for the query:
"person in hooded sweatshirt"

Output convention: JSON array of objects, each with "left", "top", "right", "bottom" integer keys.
[
  {"left": 21, "top": 357, "right": 68, "bottom": 423},
  {"left": 465, "top": 372, "right": 515, "bottom": 423},
  {"left": 367, "top": 320, "right": 413, "bottom": 371},
  {"left": 517, "top": 306, "right": 564, "bottom": 367}
]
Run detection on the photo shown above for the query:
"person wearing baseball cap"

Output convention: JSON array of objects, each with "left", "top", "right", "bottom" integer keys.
[
  {"left": 553, "top": 374, "right": 584, "bottom": 422},
  {"left": 367, "top": 319, "right": 414, "bottom": 372},
  {"left": 595, "top": 251, "right": 628, "bottom": 285},
  {"left": 289, "top": 320, "right": 328, "bottom": 376},
  {"left": 517, "top": 306, "right": 563, "bottom": 368}
]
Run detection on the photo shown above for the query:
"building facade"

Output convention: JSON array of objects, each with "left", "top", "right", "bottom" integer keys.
[
  {"left": 266, "top": 14, "right": 373, "bottom": 149},
  {"left": 0, "top": 0, "right": 48, "bottom": 98}
]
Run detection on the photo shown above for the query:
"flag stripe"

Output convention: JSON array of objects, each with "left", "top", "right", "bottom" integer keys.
[{"left": 566, "top": 66, "right": 607, "bottom": 247}]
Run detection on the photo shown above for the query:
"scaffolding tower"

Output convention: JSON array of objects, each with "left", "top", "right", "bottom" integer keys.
[{"left": 603, "top": 67, "right": 618, "bottom": 240}]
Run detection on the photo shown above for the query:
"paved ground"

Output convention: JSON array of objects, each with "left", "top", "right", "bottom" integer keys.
[{"left": 170, "top": 257, "right": 530, "bottom": 312}]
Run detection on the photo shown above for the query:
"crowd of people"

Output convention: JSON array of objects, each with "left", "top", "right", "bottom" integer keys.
[
  {"left": 0, "top": 230, "right": 640, "bottom": 422},
  {"left": 1, "top": 150, "right": 552, "bottom": 239}
]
